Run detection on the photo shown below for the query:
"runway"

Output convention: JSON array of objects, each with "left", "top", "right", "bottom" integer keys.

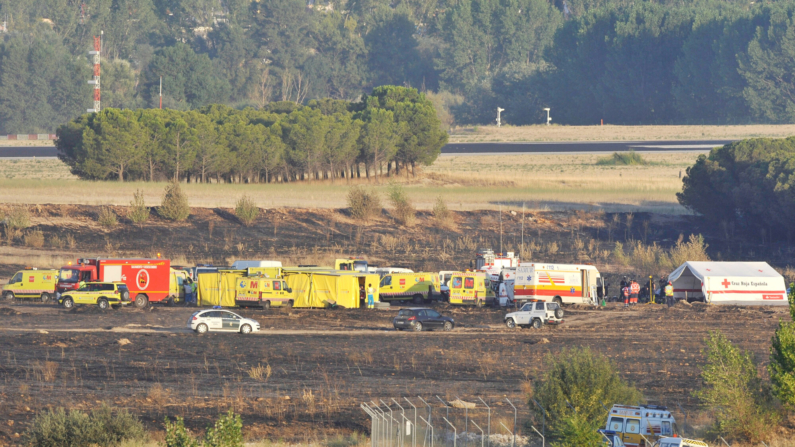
[{"left": 0, "top": 139, "right": 733, "bottom": 158}]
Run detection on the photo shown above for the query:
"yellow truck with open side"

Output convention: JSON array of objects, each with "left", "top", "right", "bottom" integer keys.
[{"left": 378, "top": 272, "right": 438, "bottom": 304}]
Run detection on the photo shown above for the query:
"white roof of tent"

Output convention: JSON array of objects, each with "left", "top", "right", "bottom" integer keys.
[{"left": 669, "top": 261, "right": 782, "bottom": 282}]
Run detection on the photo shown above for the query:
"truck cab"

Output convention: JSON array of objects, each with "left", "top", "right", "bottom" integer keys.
[{"left": 336, "top": 257, "right": 368, "bottom": 272}]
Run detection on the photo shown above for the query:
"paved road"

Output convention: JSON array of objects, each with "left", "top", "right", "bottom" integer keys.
[
  {"left": 0, "top": 139, "right": 733, "bottom": 158},
  {"left": 442, "top": 139, "right": 733, "bottom": 155}
]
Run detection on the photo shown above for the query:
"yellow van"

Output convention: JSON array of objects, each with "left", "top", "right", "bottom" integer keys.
[
  {"left": 379, "top": 273, "right": 438, "bottom": 304},
  {"left": 235, "top": 276, "right": 293, "bottom": 309},
  {"left": 449, "top": 272, "right": 495, "bottom": 307},
  {"left": 2, "top": 268, "right": 59, "bottom": 302}
]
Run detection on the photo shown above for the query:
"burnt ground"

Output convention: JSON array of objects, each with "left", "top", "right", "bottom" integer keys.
[{"left": 0, "top": 300, "right": 791, "bottom": 445}]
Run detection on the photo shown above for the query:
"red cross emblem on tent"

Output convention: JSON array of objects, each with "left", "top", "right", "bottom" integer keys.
[{"left": 721, "top": 279, "right": 730, "bottom": 288}]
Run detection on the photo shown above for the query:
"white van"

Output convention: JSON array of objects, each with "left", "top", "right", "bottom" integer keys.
[
  {"left": 653, "top": 438, "right": 708, "bottom": 447},
  {"left": 231, "top": 260, "right": 283, "bottom": 269},
  {"left": 514, "top": 263, "right": 605, "bottom": 305}
]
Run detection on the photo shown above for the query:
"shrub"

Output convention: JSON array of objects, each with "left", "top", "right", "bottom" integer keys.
[
  {"left": 6, "top": 205, "right": 31, "bottom": 230},
  {"left": 204, "top": 410, "right": 243, "bottom": 447},
  {"left": 97, "top": 206, "right": 118, "bottom": 228},
  {"left": 347, "top": 186, "right": 381, "bottom": 222},
  {"left": 159, "top": 182, "right": 190, "bottom": 221},
  {"left": 388, "top": 183, "right": 415, "bottom": 226},
  {"left": 24, "top": 230, "right": 45, "bottom": 248},
  {"left": 695, "top": 330, "right": 778, "bottom": 443},
  {"left": 532, "top": 347, "right": 643, "bottom": 439},
  {"left": 596, "top": 150, "right": 648, "bottom": 165},
  {"left": 25, "top": 404, "right": 145, "bottom": 447},
  {"left": 164, "top": 416, "right": 199, "bottom": 447},
  {"left": 432, "top": 196, "right": 452, "bottom": 226},
  {"left": 770, "top": 286, "right": 795, "bottom": 409},
  {"left": 234, "top": 195, "right": 260, "bottom": 226},
  {"left": 550, "top": 413, "right": 603, "bottom": 447},
  {"left": 128, "top": 189, "right": 149, "bottom": 225},
  {"left": 668, "top": 233, "right": 710, "bottom": 267}
]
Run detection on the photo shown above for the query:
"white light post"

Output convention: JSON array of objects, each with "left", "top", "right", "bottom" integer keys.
[
  {"left": 543, "top": 108, "right": 551, "bottom": 126},
  {"left": 496, "top": 108, "right": 505, "bottom": 127}
]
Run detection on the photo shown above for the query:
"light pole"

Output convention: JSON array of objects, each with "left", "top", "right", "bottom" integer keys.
[
  {"left": 496, "top": 108, "right": 505, "bottom": 127},
  {"left": 543, "top": 108, "right": 551, "bottom": 126}
]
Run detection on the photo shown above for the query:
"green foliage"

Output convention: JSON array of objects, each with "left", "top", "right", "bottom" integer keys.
[
  {"left": 5, "top": 206, "right": 31, "bottom": 230},
  {"left": 595, "top": 151, "right": 648, "bottom": 166},
  {"left": 387, "top": 183, "right": 416, "bottom": 226},
  {"left": 203, "top": 410, "right": 243, "bottom": 447},
  {"left": 695, "top": 330, "right": 779, "bottom": 443},
  {"left": 234, "top": 195, "right": 260, "bottom": 227},
  {"left": 677, "top": 138, "right": 795, "bottom": 238},
  {"left": 97, "top": 206, "right": 119, "bottom": 228},
  {"left": 159, "top": 182, "right": 190, "bottom": 222},
  {"left": 25, "top": 404, "right": 145, "bottom": 447},
  {"left": 550, "top": 413, "right": 603, "bottom": 447},
  {"left": 128, "top": 190, "right": 150, "bottom": 225},
  {"left": 347, "top": 186, "right": 382, "bottom": 222},
  {"left": 769, "top": 284, "right": 795, "bottom": 409},
  {"left": 532, "top": 347, "right": 643, "bottom": 439},
  {"left": 164, "top": 416, "right": 199, "bottom": 447}
]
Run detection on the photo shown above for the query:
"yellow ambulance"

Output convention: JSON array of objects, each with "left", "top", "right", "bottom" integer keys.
[
  {"left": 2, "top": 268, "right": 59, "bottom": 302},
  {"left": 235, "top": 276, "right": 293, "bottom": 309},
  {"left": 378, "top": 273, "right": 438, "bottom": 304},
  {"left": 449, "top": 272, "right": 496, "bottom": 307}
]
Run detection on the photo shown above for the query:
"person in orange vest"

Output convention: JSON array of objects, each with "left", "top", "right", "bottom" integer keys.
[
  {"left": 622, "top": 283, "right": 630, "bottom": 308},
  {"left": 630, "top": 280, "right": 640, "bottom": 305}
]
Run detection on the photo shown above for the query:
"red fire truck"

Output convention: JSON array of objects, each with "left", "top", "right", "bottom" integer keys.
[{"left": 57, "top": 258, "right": 172, "bottom": 309}]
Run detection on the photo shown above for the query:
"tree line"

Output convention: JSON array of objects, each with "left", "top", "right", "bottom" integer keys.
[
  {"left": 10, "top": 0, "right": 795, "bottom": 132},
  {"left": 56, "top": 86, "right": 447, "bottom": 182}
]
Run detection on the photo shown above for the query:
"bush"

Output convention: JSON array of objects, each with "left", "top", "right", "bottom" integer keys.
[
  {"left": 770, "top": 286, "right": 795, "bottom": 409},
  {"left": 24, "top": 229, "right": 45, "bottom": 248},
  {"left": 387, "top": 184, "right": 415, "bottom": 226},
  {"left": 347, "top": 186, "right": 381, "bottom": 222},
  {"left": 97, "top": 206, "right": 118, "bottom": 228},
  {"left": 432, "top": 196, "right": 452, "bottom": 226},
  {"left": 596, "top": 150, "right": 648, "bottom": 165},
  {"left": 25, "top": 404, "right": 145, "bottom": 447},
  {"left": 550, "top": 413, "right": 603, "bottom": 447},
  {"left": 164, "top": 416, "right": 199, "bottom": 447},
  {"left": 159, "top": 182, "right": 190, "bottom": 221},
  {"left": 128, "top": 189, "right": 149, "bottom": 225},
  {"left": 695, "top": 330, "right": 779, "bottom": 443},
  {"left": 6, "top": 205, "right": 31, "bottom": 230},
  {"left": 204, "top": 410, "right": 243, "bottom": 447},
  {"left": 234, "top": 195, "right": 260, "bottom": 226},
  {"left": 532, "top": 347, "right": 643, "bottom": 439}
]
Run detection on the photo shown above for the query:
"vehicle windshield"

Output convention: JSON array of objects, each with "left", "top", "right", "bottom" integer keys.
[
  {"left": 10, "top": 272, "right": 22, "bottom": 283},
  {"left": 59, "top": 269, "right": 81, "bottom": 283},
  {"left": 353, "top": 261, "right": 367, "bottom": 272}
]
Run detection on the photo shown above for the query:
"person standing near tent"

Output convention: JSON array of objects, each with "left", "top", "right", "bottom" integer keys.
[
  {"left": 665, "top": 281, "right": 674, "bottom": 308},
  {"left": 367, "top": 283, "right": 374, "bottom": 309},
  {"left": 630, "top": 279, "right": 640, "bottom": 305}
]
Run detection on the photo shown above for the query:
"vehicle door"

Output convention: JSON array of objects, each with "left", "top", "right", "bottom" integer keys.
[
  {"left": 534, "top": 301, "right": 545, "bottom": 321},
  {"left": 464, "top": 277, "right": 475, "bottom": 302},
  {"left": 582, "top": 269, "right": 590, "bottom": 302},
  {"left": 205, "top": 311, "right": 224, "bottom": 330},
  {"left": 425, "top": 309, "right": 444, "bottom": 328},
  {"left": 221, "top": 312, "right": 241, "bottom": 331},
  {"left": 622, "top": 418, "right": 641, "bottom": 446},
  {"left": 450, "top": 276, "right": 463, "bottom": 302},
  {"left": 272, "top": 280, "right": 283, "bottom": 302},
  {"left": 7, "top": 272, "right": 22, "bottom": 293},
  {"left": 76, "top": 284, "right": 97, "bottom": 304},
  {"left": 608, "top": 417, "right": 625, "bottom": 439},
  {"left": 517, "top": 303, "right": 532, "bottom": 324},
  {"left": 380, "top": 275, "right": 393, "bottom": 297},
  {"left": 416, "top": 309, "right": 430, "bottom": 327}
]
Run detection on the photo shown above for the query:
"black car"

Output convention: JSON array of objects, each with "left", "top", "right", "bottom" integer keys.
[{"left": 393, "top": 308, "right": 455, "bottom": 332}]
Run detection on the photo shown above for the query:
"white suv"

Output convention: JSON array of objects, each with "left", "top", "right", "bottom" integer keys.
[
  {"left": 505, "top": 301, "right": 564, "bottom": 329},
  {"left": 188, "top": 309, "right": 260, "bottom": 334}
]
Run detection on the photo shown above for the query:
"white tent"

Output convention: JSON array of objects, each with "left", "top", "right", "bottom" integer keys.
[{"left": 668, "top": 261, "right": 787, "bottom": 306}]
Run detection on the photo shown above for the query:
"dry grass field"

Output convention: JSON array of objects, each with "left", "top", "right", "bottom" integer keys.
[
  {"left": 449, "top": 124, "right": 795, "bottom": 142},
  {"left": 0, "top": 152, "right": 700, "bottom": 213}
]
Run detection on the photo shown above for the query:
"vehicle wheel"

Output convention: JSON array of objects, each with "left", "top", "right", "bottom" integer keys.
[
  {"left": 443, "top": 321, "right": 453, "bottom": 332},
  {"left": 196, "top": 323, "right": 208, "bottom": 334},
  {"left": 62, "top": 297, "right": 74, "bottom": 309},
  {"left": 554, "top": 308, "right": 564, "bottom": 319},
  {"left": 3, "top": 292, "right": 13, "bottom": 301},
  {"left": 240, "top": 324, "right": 252, "bottom": 335},
  {"left": 40, "top": 292, "right": 51, "bottom": 303},
  {"left": 263, "top": 301, "right": 271, "bottom": 310},
  {"left": 531, "top": 318, "right": 542, "bottom": 329},
  {"left": 133, "top": 294, "right": 149, "bottom": 309},
  {"left": 287, "top": 299, "right": 294, "bottom": 308},
  {"left": 412, "top": 294, "right": 423, "bottom": 304},
  {"left": 553, "top": 296, "right": 563, "bottom": 307},
  {"left": 412, "top": 321, "right": 423, "bottom": 332},
  {"left": 476, "top": 299, "right": 484, "bottom": 308},
  {"left": 506, "top": 318, "right": 517, "bottom": 329},
  {"left": 97, "top": 298, "right": 109, "bottom": 310}
]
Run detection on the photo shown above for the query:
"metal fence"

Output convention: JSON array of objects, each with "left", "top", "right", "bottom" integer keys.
[{"left": 361, "top": 397, "right": 538, "bottom": 447}]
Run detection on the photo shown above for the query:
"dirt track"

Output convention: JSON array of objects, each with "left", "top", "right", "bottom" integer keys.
[{"left": 0, "top": 300, "right": 789, "bottom": 445}]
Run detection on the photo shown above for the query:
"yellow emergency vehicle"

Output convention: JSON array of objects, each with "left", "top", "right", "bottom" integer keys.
[
  {"left": 235, "top": 276, "right": 293, "bottom": 309},
  {"left": 448, "top": 272, "right": 496, "bottom": 307},
  {"left": 2, "top": 268, "right": 59, "bottom": 302},
  {"left": 606, "top": 404, "right": 676, "bottom": 447},
  {"left": 335, "top": 257, "right": 368, "bottom": 272},
  {"left": 378, "top": 272, "right": 438, "bottom": 304}
]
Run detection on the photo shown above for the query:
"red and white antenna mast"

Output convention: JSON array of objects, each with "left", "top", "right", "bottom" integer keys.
[{"left": 87, "top": 31, "right": 102, "bottom": 113}]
